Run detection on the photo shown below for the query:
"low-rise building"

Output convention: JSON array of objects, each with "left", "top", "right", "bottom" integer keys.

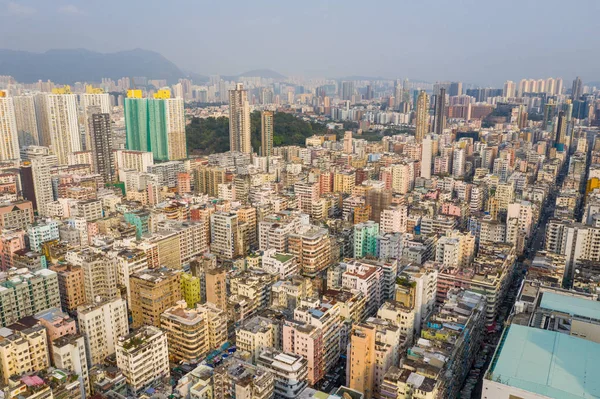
[
  {"left": 52, "top": 333, "right": 90, "bottom": 395},
  {"left": 261, "top": 249, "right": 298, "bottom": 279},
  {"left": 0, "top": 325, "right": 50, "bottom": 384},
  {"left": 382, "top": 289, "right": 486, "bottom": 399},
  {"left": 0, "top": 268, "right": 60, "bottom": 327},
  {"left": 236, "top": 316, "right": 277, "bottom": 363},
  {"left": 213, "top": 357, "right": 275, "bottom": 399},
  {"left": 160, "top": 300, "right": 228, "bottom": 363},
  {"left": 484, "top": 324, "right": 600, "bottom": 399},
  {"left": 256, "top": 348, "right": 308, "bottom": 399}
]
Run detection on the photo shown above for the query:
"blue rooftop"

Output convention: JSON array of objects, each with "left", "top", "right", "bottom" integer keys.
[
  {"left": 540, "top": 291, "right": 600, "bottom": 321},
  {"left": 488, "top": 324, "right": 600, "bottom": 399}
]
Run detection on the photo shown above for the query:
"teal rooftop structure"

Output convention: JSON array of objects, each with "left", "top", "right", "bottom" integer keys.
[
  {"left": 486, "top": 324, "right": 600, "bottom": 398},
  {"left": 539, "top": 291, "right": 600, "bottom": 322}
]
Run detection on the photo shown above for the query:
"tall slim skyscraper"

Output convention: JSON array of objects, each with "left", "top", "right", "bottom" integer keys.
[
  {"left": 33, "top": 93, "right": 51, "bottom": 147},
  {"left": 29, "top": 155, "right": 55, "bottom": 216},
  {"left": 545, "top": 78, "right": 556, "bottom": 96},
  {"left": 503, "top": 81, "right": 516, "bottom": 98},
  {"left": 366, "top": 84, "right": 373, "bottom": 100},
  {"left": 543, "top": 100, "right": 556, "bottom": 131},
  {"left": 0, "top": 92, "right": 20, "bottom": 161},
  {"left": 260, "top": 111, "right": 274, "bottom": 157},
  {"left": 394, "top": 80, "right": 403, "bottom": 108},
  {"left": 449, "top": 82, "right": 463, "bottom": 96},
  {"left": 572, "top": 76, "right": 583, "bottom": 100},
  {"left": 555, "top": 78, "right": 563, "bottom": 96},
  {"left": 13, "top": 95, "right": 39, "bottom": 147},
  {"left": 433, "top": 87, "right": 446, "bottom": 135},
  {"left": 555, "top": 111, "right": 568, "bottom": 150},
  {"left": 415, "top": 91, "right": 429, "bottom": 143},
  {"left": 89, "top": 109, "right": 115, "bottom": 183},
  {"left": 518, "top": 79, "right": 528, "bottom": 96},
  {"left": 124, "top": 89, "right": 187, "bottom": 161},
  {"left": 402, "top": 78, "right": 410, "bottom": 103},
  {"left": 341, "top": 81, "right": 355, "bottom": 101},
  {"left": 46, "top": 89, "right": 81, "bottom": 165},
  {"left": 229, "top": 84, "right": 251, "bottom": 154},
  {"left": 80, "top": 87, "right": 110, "bottom": 150},
  {"left": 162, "top": 96, "right": 187, "bottom": 160},
  {"left": 124, "top": 90, "right": 149, "bottom": 152},
  {"left": 421, "top": 134, "right": 433, "bottom": 179}
]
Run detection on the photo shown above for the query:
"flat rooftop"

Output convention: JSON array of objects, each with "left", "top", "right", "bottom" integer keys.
[
  {"left": 540, "top": 291, "right": 600, "bottom": 322},
  {"left": 488, "top": 324, "right": 600, "bottom": 399},
  {"left": 272, "top": 253, "right": 294, "bottom": 263}
]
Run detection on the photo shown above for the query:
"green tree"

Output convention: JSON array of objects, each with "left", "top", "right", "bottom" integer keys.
[{"left": 186, "top": 111, "right": 330, "bottom": 155}]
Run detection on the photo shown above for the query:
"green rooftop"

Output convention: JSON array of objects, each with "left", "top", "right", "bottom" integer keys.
[
  {"left": 540, "top": 291, "right": 600, "bottom": 321},
  {"left": 273, "top": 253, "right": 294, "bottom": 263},
  {"left": 488, "top": 324, "right": 600, "bottom": 398}
]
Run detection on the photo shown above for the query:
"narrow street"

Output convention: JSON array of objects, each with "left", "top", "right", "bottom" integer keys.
[{"left": 464, "top": 149, "right": 572, "bottom": 399}]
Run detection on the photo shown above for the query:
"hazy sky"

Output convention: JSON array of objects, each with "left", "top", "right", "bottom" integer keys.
[{"left": 0, "top": 0, "right": 598, "bottom": 85}]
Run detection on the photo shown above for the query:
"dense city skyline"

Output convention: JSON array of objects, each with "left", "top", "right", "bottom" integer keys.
[
  {"left": 0, "top": 2, "right": 599, "bottom": 398},
  {"left": 0, "top": 0, "right": 599, "bottom": 85}
]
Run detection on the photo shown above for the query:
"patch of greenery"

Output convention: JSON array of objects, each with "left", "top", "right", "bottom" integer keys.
[
  {"left": 396, "top": 276, "right": 416, "bottom": 288},
  {"left": 186, "top": 116, "right": 231, "bottom": 155},
  {"left": 123, "top": 336, "right": 145, "bottom": 351},
  {"left": 186, "top": 111, "right": 330, "bottom": 155}
]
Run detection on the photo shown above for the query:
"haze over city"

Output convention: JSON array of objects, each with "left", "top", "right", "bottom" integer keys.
[
  {"left": 0, "top": 0, "right": 599, "bottom": 84},
  {"left": 0, "top": 2, "right": 599, "bottom": 399}
]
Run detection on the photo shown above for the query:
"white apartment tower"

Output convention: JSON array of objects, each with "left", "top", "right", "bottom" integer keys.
[
  {"left": 421, "top": 134, "right": 434, "bottom": 179},
  {"left": 13, "top": 95, "right": 39, "bottom": 146},
  {"left": 33, "top": 93, "right": 51, "bottom": 146},
  {"left": 503, "top": 80, "right": 516, "bottom": 98},
  {"left": 165, "top": 97, "right": 187, "bottom": 160},
  {"left": 52, "top": 334, "right": 90, "bottom": 395},
  {"left": 30, "top": 155, "right": 56, "bottom": 216},
  {"left": 229, "top": 83, "right": 251, "bottom": 154},
  {"left": 452, "top": 147, "right": 466, "bottom": 178},
  {"left": 80, "top": 92, "right": 110, "bottom": 114},
  {"left": 210, "top": 212, "right": 241, "bottom": 259},
  {"left": 116, "top": 326, "right": 169, "bottom": 396},
  {"left": 77, "top": 297, "right": 129, "bottom": 365},
  {"left": 46, "top": 92, "right": 81, "bottom": 165},
  {"left": 0, "top": 94, "right": 20, "bottom": 161},
  {"left": 80, "top": 91, "right": 110, "bottom": 150}
]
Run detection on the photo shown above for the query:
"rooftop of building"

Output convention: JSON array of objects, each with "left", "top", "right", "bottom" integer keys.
[
  {"left": 52, "top": 333, "right": 84, "bottom": 348},
  {"left": 238, "top": 316, "right": 275, "bottom": 334},
  {"left": 257, "top": 348, "right": 306, "bottom": 373},
  {"left": 34, "top": 307, "right": 73, "bottom": 325},
  {"left": 539, "top": 291, "right": 600, "bottom": 322},
  {"left": 77, "top": 296, "right": 124, "bottom": 315},
  {"left": 322, "top": 288, "right": 363, "bottom": 304},
  {"left": 383, "top": 366, "right": 437, "bottom": 393},
  {"left": 119, "top": 326, "right": 163, "bottom": 353},
  {"left": 0, "top": 268, "right": 56, "bottom": 290},
  {"left": 270, "top": 253, "right": 294, "bottom": 263},
  {"left": 297, "top": 387, "right": 338, "bottom": 399},
  {"left": 162, "top": 303, "right": 205, "bottom": 325},
  {"left": 487, "top": 324, "right": 600, "bottom": 399},
  {"left": 132, "top": 267, "right": 180, "bottom": 283}
]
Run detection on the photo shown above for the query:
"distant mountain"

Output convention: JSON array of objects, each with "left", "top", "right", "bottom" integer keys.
[
  {"left": 185, "top": 71, "right": 209, "bottom": 83},
  {"left": 0, "top": 48, "right": 185, "bottom": 84},
  {"left": 339, "top": 75, "right": 390, "bottom": 81},
  {"left": 239, "top": 69, "right": 286, "bottom": 79}
]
